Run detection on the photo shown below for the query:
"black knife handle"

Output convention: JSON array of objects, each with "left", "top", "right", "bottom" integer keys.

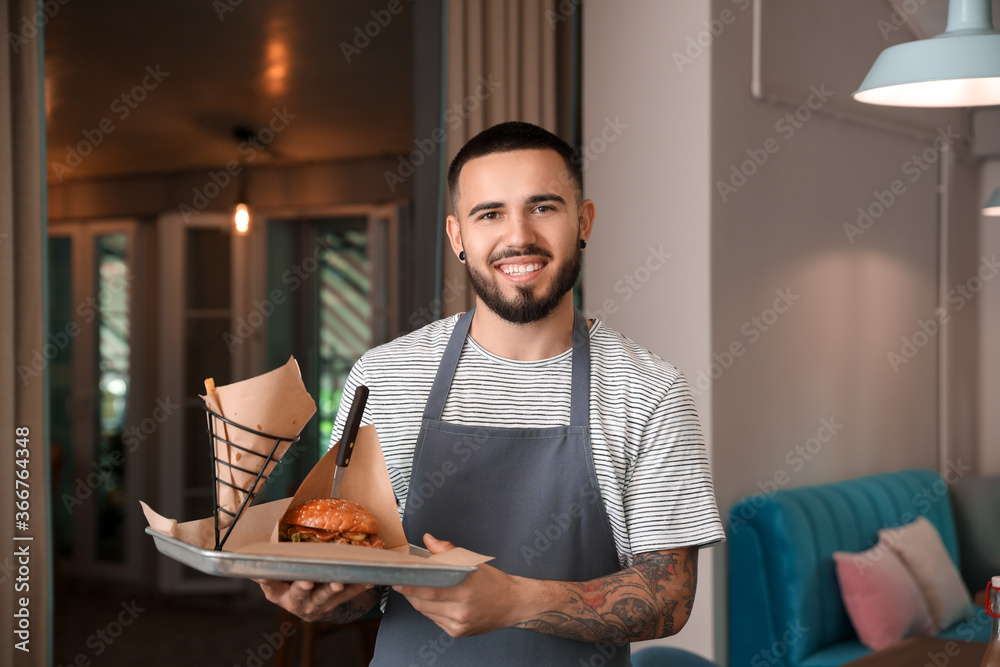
[{"left": 336, "top": 385, "right": 369, "bottom": 468}]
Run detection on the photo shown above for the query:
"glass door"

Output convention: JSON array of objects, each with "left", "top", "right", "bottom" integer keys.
[
  {"left": 263, "top": 207, "right": 399, "bottom": 495},
  {"left": 48, "top": 221, "right": 141, "bottom": 581}
]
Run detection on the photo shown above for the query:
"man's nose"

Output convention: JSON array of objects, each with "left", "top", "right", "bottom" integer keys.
[{"left": 504, "top": 212, "right": 537, "bottom": 248}]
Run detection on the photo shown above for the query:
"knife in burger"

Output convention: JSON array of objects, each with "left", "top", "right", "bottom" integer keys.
[{"left": 279, "top": 498, "right": 385, "bottom": 548}]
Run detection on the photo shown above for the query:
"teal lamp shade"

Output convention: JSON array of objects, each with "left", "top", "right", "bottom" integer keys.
[
  {"left": 984, "top": 187, "right": 1000, "bottom": 215},
  {"left": 854, "top": 0, "right": 1000, "bottom": 107}
]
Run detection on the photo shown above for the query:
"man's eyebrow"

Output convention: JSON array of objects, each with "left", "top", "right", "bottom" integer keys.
[
  {"left": 467, "top": 200, "right": 505, "bottom": 218},
  {"left": 525, "top": 193, "right": 567, "bottom": 206},
  {"left": 466, "top": 193, "right": 568, "bottom": 218}
]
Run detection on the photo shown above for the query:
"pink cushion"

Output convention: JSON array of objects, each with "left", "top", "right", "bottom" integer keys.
[{"left": 834, "top": 542, "right": 936, "bottom": 650}]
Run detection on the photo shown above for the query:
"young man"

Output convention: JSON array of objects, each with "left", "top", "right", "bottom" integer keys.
[{"left": 258, "top": 121, "right": 723, "bottom": 665}]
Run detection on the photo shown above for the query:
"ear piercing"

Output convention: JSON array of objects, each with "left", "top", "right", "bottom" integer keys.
[
  {"left": 459, "top": 251, "right": 466, "bottom": 261},
  {"left": 579, "top": 239, "right": 587, "bottom": 249}
]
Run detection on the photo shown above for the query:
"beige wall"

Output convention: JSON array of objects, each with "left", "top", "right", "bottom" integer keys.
[
  {"left": 582, "top": 0, "right": 716, "bottom": 658},
  {"left": 583, "top": 0, "right": 983, "bottom": 662},
  {"left": 710, "top": 0, "right": 978, "bottom": 519}
]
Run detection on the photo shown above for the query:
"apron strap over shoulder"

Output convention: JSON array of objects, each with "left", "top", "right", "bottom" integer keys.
[
  {"left": 422, "top": 307, "right": 476, "bottom": 421},
  {"left": 422, "top": 306, "right": 591, "bottom": 429},
  {"left": 570, "top": 308, "right": 590, "bottom": 429}
]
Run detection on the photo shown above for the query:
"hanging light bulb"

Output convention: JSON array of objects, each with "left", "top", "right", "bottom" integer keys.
[
  {"left": 854, "top": 0, "right": 1000, "bottom": 107},
  {"left": 231, "top": 126, "right": 254, "bottom": 235},
  {"left": 234, "top": 202, "right": 251, "bottom": 234}
]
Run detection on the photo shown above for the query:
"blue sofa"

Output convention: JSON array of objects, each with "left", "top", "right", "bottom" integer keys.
[{"left": 727, "top": 468, "right": 991, "bottom": 666}]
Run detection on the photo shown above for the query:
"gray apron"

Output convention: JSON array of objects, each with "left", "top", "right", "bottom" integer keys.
[{"left": 370, "top": 307, "right": 630, "bottom": 666}]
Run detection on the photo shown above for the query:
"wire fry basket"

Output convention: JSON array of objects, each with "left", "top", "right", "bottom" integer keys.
[{"left": 203, "top": 403, "right": 300, "bottom": 550}]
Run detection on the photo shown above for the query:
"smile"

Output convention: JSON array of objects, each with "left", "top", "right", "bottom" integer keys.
[{"left": 499, "top": 262, "right": 544, "bottom": 276}]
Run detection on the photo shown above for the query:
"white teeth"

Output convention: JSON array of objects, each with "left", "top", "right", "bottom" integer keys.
[{"left": 501, "top": 263, "right": 542, "bottom": 275}]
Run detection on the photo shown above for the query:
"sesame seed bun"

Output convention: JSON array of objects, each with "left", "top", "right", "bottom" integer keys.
[
  {"left": 284, "top": 498, "right": 379, "bottom": 534},
  {"left": 279, "top": 498, "right": 384, "bottom": 547}
]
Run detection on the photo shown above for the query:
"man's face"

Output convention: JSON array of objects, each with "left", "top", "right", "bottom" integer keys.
[{"left": 447, "top": 149, "right": 593, "bottom": 325}]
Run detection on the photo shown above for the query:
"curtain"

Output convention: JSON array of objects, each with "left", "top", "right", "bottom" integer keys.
[
  {"left": 1, "top": 0, "right": 50, "bottom": 665},
  {"left": 440, "top": 0, "right": 567, "bottom": 317}
]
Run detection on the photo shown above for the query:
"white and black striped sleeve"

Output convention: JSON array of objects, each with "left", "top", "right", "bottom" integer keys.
[{"left": 622, "top": 371, "right": 725, "bottom": 554}]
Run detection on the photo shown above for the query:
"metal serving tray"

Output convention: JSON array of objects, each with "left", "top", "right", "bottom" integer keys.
[{"left": 146, "top": 527, "right": 477, "bottom": 587}]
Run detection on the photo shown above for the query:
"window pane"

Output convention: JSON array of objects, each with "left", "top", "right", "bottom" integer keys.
[
  {"left": 265, "top": 218, "right": 373, "bottom": 476},
  {"left": 94, "top": 233, "right": 130, "bottom": 563},
  {"left": 317, "top": 226, "right": 371, "bottom": 456}
]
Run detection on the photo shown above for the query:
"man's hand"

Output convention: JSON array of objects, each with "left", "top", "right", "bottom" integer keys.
[
  {"left": 395, "top": 534, "right": 698, "bottom": 643},
  {"left": 254, "top": 579, "right": 378, "bottom": 623},
  {"left": 392, "top": 534, "right": 527, "bottom": 637}
]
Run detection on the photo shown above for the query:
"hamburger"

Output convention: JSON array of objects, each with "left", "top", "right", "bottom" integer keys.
[{"left": 279, "top": 498, "right": 385, "bottom": 548}]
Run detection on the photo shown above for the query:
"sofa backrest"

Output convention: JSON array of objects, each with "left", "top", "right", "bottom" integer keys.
[{"left": 727, "top": 468, "right": 960, "bottom": 667}]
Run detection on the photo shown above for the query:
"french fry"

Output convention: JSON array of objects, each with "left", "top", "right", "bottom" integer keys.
[{"left": 205, "top": 378, "right": 216, "bottom": 395}]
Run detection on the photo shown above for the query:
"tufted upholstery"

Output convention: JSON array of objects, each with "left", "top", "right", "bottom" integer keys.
[{"left": 727, "top": 468, "right": 990, "bottom": 667}]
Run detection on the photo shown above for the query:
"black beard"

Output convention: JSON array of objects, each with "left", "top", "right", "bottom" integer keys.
[{"left": 464, "top": 244, "right": 582, "bottom": 325}]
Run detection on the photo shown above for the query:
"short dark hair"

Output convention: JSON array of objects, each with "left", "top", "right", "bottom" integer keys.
[{"left": 447, "top": 121, "right": 583, "bottom": 213}]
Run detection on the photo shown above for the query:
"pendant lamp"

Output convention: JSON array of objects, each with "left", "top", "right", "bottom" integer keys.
[
  {"left": 853, "top": 0, "right": 1000, "bottom": 107},
  {"left": 984, "top": 186, "right": 1000, "bottom": 215}
]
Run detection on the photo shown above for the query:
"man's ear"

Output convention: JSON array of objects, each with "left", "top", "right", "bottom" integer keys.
[
  {"left": 446, "top": 215, "right": 464, "bottom": 260},
  {"left": 578, "top": 199, "right": 596, "bottom": 244}
]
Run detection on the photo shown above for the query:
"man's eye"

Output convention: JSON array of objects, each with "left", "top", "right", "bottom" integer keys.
[
  {"left": 534, "top": 205, "right": 555, "bottom": 213},
  {"left": 480, "top": 211, "right": 500, "bottom": 220}
]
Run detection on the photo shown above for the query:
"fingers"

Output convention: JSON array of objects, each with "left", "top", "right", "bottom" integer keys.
[
  {"left": 398, "top": 593, "right": 473, "bottom": 639},
  {"left": 299, "top": 583, "right": 370, "bottom": 622},
  {"left": 255, "top": 579, "right": 295, "bottom": 603},
  {"left": 423, "top": 533, "right": 455, "bottom": 553},
  {"left": 416, "top": 610, "right": 463, "bottom": 638},
  {"left": 254, "top": 579, "right": 367, "bottom": 622}
]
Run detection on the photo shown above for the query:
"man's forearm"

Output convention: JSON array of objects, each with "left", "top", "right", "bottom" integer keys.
[
  {"left": 316, "top": 585, "right": 381, "bottom": 624},
  {"left": 513, "top": 548, "right": 697, "bottom": 643}
]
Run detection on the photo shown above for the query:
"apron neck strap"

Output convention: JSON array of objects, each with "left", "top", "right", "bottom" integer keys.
[
  {"left": 422, "top": 305, "right": 591, "bottom": 427},
  {"left": 422, "top": 307, "right": 475, "bottom": 421},
  {"left": 569, "top": 308, "right": 590, "bottom": 428}
]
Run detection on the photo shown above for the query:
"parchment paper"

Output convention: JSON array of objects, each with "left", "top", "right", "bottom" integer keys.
[
  {"left": 141, "top": 424, "right": 492, "bottom": 570},
  {"left": 200, "top": 356, "right": 316, "bottom": 529}
]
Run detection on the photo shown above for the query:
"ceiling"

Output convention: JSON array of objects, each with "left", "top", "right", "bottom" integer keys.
[
  {"left": 44, "top": 0, "right": 414, "bottom": 183},
  {"left": 41, "top": 0, "right": 1000, "bottom": 183}
]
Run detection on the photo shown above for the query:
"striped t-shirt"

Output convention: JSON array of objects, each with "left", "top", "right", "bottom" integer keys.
[{"left": 331, "top": 314, "right": 724, "bottom": 566}]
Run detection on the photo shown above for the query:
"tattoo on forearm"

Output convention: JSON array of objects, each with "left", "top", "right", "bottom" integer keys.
[
  {"left": 516, "top": 549, "right": 698, "bottom": 643},
  {"left": 319, "top": 587, "right": 380, "bottom": 624}
]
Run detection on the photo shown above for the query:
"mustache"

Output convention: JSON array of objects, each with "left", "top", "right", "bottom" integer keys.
[{"left": 487, "top": 245, "right": 554, "bottom": 265}]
